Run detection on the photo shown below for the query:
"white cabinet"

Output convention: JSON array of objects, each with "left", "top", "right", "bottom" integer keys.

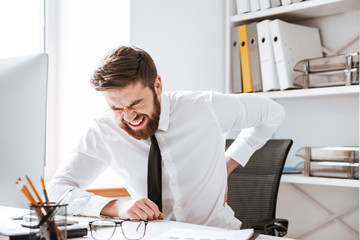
[{"left": 225, "top": 0, "right": 359, "bottom": 239}]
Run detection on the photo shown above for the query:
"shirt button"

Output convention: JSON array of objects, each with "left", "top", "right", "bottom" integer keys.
[
  {"left": 157, "top": 137, "right": 162, "bottom": 143},
  {"left": 165, "top": 158, "right": 171, "bottom": 163},
  {"left": 171, "top": 181, "right": 176, "bottom": 187},
  {"left": 175, "top": 206, "right": 180, "bottom": 211}
]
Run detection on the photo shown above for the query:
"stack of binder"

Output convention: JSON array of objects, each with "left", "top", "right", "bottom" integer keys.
[
  {"left": 293, "top": 52, "right": 360, "bottom": 88},
  {"left": 231, "top": 19, "right": 323, "bottom": 93},
  {"left": 295, "top": 146, "right": 359, "bottom": 179},
  {"left": 236, "top": 0, "right": 304, "bottom": 14}
]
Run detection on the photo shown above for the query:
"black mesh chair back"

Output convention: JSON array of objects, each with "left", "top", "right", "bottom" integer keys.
[{"left": 226, "top": 139, "right": 293, "bottom": 234}]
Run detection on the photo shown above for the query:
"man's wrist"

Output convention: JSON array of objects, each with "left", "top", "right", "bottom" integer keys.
[
  {"left": 100, "top": 199, "right": 119, "bottom": 217},
  {"left": 226, "top": 156, "right": 239, "bottom": 177}
]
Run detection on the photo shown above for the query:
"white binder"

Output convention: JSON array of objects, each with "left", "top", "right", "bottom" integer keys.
[
  {"left": 259, "top": 0, "right": 271, "bottom": 10},
  {"left": 231, "top": 27, "right": 242, "bottom": 93},
  {"left": 270, "top": 0, "right": 281, "bottom": 7},
  {"left": 250, "top": 0, "right": 260, "bottom": 12},
  {"left": 269, "top": 19, "right": 323, "bottom": 90},
  {"left": 257, "top": 20, "right": 280, "bottom": 91},
  {"left": 236, "top": 0, "right": 251, "bottom": 14},
  {"left": 247, "top": 22, "right": 263, "bottom": 92},
  {"left": 281, "top": 0, "right": 292, "bottom": 5}
]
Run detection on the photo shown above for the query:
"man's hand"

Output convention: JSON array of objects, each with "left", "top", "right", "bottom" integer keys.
[
  {"left": 100, "top": 197, "right": 164, "bottom": 220},
  {"left": 223, "top": 184, "right": 228, "bottom": 207},
  {"left": 223, "top": 156, "right": 239, "bottom": 206}
]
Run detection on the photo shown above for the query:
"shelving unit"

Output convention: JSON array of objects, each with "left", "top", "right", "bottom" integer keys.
[
  {"left": 226, "top": 0, "right": 359, "bottom": 239},
  {"left": 281, "top": 174, "right": 360, "bottom": 188},
  {"left": 230, "top": 0, "right": 358, "bottom": 24},
  {"left": 246, "top": 85, "right": 359, "bottom": 99}
]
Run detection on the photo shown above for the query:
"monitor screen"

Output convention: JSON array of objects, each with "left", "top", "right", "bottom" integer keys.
[{"left": 0, "top": 53, "right": 48, "bottom": 208}]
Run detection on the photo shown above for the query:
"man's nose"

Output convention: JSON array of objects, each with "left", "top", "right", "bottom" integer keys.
[{"left": 123, "top": 109, "right": 137, "bottom": 122}]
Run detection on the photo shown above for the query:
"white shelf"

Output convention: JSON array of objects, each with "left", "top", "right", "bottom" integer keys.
[
  {"left": 281, "top": 174, "right": 360, "bottom": 188},
  {"left": 230, "top": 0, "right": 358, "bottom": 24},
  {"left": 247, "top": 85, "right": 359, "bottom": 99}
]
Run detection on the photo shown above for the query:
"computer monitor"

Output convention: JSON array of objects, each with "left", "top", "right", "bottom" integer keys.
[{"left": 0, "top": 53, "right": 48, "bottom": 208}]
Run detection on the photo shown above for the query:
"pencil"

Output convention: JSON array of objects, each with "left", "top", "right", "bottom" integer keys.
[
  {"left": 17, "top": 178, "right": 62, "bottom": 239},
  {"left": 16, "top": 180, "right": 44, "bottom": 217},
  {"left": 26, "top": 176, "right": 44, "bottom": 205},
  {"left": 41, "top": 176, "right": 50, "bottom": 204}
]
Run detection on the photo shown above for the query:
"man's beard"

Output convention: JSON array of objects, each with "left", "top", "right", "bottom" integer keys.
[{"left": 119, "top": 91, "right": 161, "bottom": 140}]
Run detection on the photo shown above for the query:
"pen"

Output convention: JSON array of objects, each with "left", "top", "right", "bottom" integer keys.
[
  {"left": 41, "top": 176, "right": 50, "bottom": 204},
  {"left": 38, "top": 187, "right": 74, "bottom": 226}
]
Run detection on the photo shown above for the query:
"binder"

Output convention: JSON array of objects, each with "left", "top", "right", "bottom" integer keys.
[
  {"left": 231, "top": 27, "right": 242, "bottom": 93},
  {"left": 269, "top": 19, "right": 323, "bottom": 90},
  {"left": 236, "top": 0, "right": 251, "bottom": 15},
  {"left": 270, "top": 0, "right": 281, "bottom": 7},
  {"left": 247, "top": 22, "right": 262, "bottom": 92},
  {"left": 281, "top": 0, "right": 292, "bottom": 5},
  {"left": 250, "top": 0, "right": 260, "bottom": 12},
  {"left": 238, "top": 24, "right": 253, "bottom": 93},
  {"left": 257, "top": 20, "right": 280, "bottom": 91},
  {"left": 259, "top": 0, "right": 271, "bottom": 9}
]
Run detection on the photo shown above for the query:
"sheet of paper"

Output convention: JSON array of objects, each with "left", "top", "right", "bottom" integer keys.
[{"left": 148, "top": 228, "right": 254, "bottom": 240}]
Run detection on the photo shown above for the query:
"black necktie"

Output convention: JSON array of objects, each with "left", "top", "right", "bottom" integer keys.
[{"left": 147, "top": 135, "right": 162, "bottom": 211}]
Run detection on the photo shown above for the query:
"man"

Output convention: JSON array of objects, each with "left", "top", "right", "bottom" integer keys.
[{"left": 48, "top": 45, "right": 285, "bottom": 230}]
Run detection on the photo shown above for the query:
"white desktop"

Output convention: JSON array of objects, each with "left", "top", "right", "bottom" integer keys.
[{"left": 0, "top": 53, "right": 48, "bottom": 208}]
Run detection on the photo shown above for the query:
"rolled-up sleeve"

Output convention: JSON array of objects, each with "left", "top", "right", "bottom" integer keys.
[{"left": 209, "top": 92, "right": 285, "bottom": 166}]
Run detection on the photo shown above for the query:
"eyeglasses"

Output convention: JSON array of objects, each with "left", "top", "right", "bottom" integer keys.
[{"left": 89, "top": 220, "right": 148, "bottom": 240}]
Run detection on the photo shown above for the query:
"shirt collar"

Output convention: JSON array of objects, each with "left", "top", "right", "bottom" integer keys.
[{"left": 158, "top": 93, "right": 170, "bottom": 131}]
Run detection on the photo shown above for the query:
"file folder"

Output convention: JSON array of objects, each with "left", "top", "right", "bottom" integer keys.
[
  {"left": 231, "top": 27, "right": 242, "bottom": 93},
  {"left": 247, "top": 22, "right": 262, "bottom": 92},
  {"left": 257, "top": 20, "right": 280, "bottom": 91},
  {"left": 269, "top": 19, "right": 323, "bottom": 90},
  {"left": 239, "top": 24, "right": 253, "bottom": 93}
]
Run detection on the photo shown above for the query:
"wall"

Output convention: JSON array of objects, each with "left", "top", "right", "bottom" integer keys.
[
  {"left": 130, "top": 0, "right": 226, "bottom": 92},
  {"left": 45, "top": 0, "right": 130, "bottom": 188}
]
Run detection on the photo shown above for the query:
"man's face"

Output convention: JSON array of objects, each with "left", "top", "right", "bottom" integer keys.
[{"left": 103, "top": 77, "right": 162, "bottom": 140}]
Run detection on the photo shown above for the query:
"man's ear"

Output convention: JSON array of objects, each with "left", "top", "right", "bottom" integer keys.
[{"left": 154, "top": 75, "right": 162, "bottom": 96}]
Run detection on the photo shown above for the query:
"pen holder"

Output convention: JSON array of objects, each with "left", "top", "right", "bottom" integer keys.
[{"left": 29, "top": 203, "right": 68, "bottom": 240}]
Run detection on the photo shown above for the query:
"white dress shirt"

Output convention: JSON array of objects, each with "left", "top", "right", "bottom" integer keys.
[{"left": 48, "top": 91, "right": 285, "bottom": 230}]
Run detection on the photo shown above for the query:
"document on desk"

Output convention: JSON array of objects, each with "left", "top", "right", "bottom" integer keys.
[{"left": 149, "top": 228, "right": 254, "bottom": 240}]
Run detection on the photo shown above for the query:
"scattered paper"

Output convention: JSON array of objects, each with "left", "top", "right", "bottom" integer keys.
[{"left": 148, "top": 228, "right": 254, "bottom": 240}]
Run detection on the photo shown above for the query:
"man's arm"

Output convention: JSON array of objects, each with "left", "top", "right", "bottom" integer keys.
[
  {"left": 223, "top": 156, "right": 239, "bottom": 206},
  {"left": 100, "top": 198, "right": 164, "bottom": 220}
]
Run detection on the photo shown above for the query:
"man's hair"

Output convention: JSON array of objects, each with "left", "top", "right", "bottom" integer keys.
[{"left": 90, "top": 46, "right": 158, "bottom": 91}]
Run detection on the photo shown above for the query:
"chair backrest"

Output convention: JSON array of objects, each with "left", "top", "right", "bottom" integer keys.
[{"left": 226, "top": 139, "right": 293, "bottom": 229}]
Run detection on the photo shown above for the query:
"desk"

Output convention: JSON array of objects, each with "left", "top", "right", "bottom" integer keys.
[{"left": 0, "top": 206, "right": 294, "bottom": 240}]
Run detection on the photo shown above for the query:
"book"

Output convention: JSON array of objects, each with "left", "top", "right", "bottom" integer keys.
[
  {"left": 257, "top": 20, "right": 280, "bottom": 91},
  {"left": 236, "top": 0, "right": 251, "bottom": 15},
  {"left": 238, "top": 24, "right": 253, "bottom": 93},
  {"left": 231, "top": 27, "right": 242, "bottom": 93},
  {"left": 247, "top": 22, "right": 262, "bottom": 92},
  {"left": 0, "top": 224, "right": 87, "bottom": 240},
  {"left": 269, "top": 19, "right": 323, "bottom": 90}
]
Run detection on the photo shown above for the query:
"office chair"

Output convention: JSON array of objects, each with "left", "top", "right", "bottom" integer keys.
[{"left": 226, "top": 139, "right": 293, "bottom": 237}]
